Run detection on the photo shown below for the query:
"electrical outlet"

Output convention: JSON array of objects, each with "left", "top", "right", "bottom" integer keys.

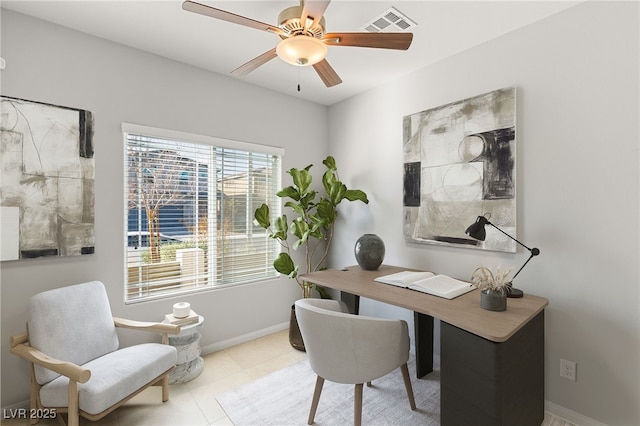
[{"left": 560, "top": 358, "right": 577, "bottom": 381}]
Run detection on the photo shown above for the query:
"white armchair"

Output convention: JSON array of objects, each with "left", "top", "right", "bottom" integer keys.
[
  {"left": 9, "top": 281, "right": 180, "bottom": 426},
  {"left": 295, "top": 298, "right": 416, "bottom": 426}
]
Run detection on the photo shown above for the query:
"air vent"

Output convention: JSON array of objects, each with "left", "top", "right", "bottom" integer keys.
[{"left": 362, "top": 7, "right": 417, "bottom": 33}]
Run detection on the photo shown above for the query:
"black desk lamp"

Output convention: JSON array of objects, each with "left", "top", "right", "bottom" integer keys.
[{"left": 465, "top": 214, "right": 540, "bottom": 298}]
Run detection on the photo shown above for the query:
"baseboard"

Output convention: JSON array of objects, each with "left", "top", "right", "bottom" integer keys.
[
  {"left": 545, "top": 400, "right": 608, "bottom": 426},
  {"left": 200, "top": 321, "right": 289, "bottom": 355}
]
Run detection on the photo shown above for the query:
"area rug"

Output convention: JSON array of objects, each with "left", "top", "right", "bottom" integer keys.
[{"left": 217, "top": 357, "right": 441, "bottom": 425}]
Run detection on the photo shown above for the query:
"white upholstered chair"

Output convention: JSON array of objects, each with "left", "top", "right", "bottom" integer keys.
[
  {"left": 295, "top": 298, "right": 416, "bottom": 426},
  {"left": 9, "top": 281, "right": 180, "bottom": 426}
]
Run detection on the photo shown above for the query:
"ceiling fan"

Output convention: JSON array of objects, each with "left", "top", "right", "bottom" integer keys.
[{"left": 182, "top": 0, "right": 414, "bottom": 87}]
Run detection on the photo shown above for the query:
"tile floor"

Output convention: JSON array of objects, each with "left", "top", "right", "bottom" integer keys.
[{"left": 2, "top": 329, "right": 574, "bottom": 425}]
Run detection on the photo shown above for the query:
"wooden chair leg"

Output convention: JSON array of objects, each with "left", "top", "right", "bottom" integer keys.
[
  {"left": 162, "top": 375, "right": 170, "bottom": 402},
  {"left": 354, "top": 383, "right": 363, "bottom": 426},
  {"left": 308, "top": 376, "right": 324, "bottom": 425},
  {"left": 29, "top": 369, "right": 40, "bottom": 425},
  {"left": 400, "top": 363, "right": 416, "bottom": 410},
  {"left": 67, "top": 380, "right": 79, "bottom": 426}
]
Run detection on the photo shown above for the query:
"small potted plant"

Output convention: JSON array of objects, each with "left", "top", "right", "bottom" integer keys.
[{"left": 471, "top": 266, "right": 513, "bottom": 312}]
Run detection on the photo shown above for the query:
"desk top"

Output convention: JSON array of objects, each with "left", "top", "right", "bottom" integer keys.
[{"left": 300, "top": 265, "right": 548, "bottom": 343}]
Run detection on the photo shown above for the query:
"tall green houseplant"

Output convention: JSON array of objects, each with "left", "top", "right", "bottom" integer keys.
[{"left": 254, "top": 156, "right": 369, "bottom": 298}]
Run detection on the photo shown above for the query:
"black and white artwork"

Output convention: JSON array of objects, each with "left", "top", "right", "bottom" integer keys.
[
  {"left": 402, "top": 87, "right": 517, "bottom": 252},
  {"left": 0, "top": 96, "right": 95, "bottom": 261}
]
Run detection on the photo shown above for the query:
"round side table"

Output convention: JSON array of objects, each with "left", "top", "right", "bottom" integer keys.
[{"left": 165, "top": 315, "right": 204, "bottom": 384}]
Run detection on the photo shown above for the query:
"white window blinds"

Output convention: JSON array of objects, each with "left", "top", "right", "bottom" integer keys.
[{"left": 123, "top": 124, "right": 282, "bottom": 302}]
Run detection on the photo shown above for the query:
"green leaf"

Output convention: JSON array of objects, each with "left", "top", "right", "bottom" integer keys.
[
  {"left": 289, "top": 217, "right": 310, "bottom": 241},
  {"left": 316, "top": 199, "right": 337, "bottom": 224},
  {"left": 273, "top": 253, "right": 296, "bottom": 276},
  {"left": 322, "top": 169, "right": 337, "bottom": 195},
  {"left": 309, "top": 228, "right": 325, "bottom": 240},
  {"left": 308, "top": 213, "right": 325, "bottom": 228},
  {"left": 344, "top": 189, "right": 369, "bottom": 204},
  {"left": 298, "top": 190, "right": 317, "bottom": 210},
  {"left": 292, "top": 232, "right": 310, "bottom": 250},
  {"left": 271, "top": 215, "right": 288, "bottom": 240},
  {"left": 284, "top": 201, "right": 305, "bottom": 215},
  {"left": 323, "top": 156, "right": 337, "bottom": 171},
  {"left": 306, "top": 215, "right": 326, "bottom": 239},
  {"left": 288, "top": 167, "right": 312, "bottom": 195},
  {"left": 253, "top": 204, "right": 270, "bottom": 228},
  {"left": 277, "top": 186, "right": 300, "bottom": 201},
  {"left": 289, "top": 266, "right": 299, "bottom": 279},
  {"left": 329, "top": 181, "right": 347, "bottom": 205}
]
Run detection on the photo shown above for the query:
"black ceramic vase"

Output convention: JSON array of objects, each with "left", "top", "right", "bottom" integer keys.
[
  {"left": 480, "top": 289, "right": 507, "bottom": 312},
  {"left": 354, "top": 234, "right": 385, "bottom": 270}
]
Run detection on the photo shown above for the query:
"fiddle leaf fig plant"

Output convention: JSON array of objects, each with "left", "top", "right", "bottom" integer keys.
[{"left": 254, "top": 156, "right": 369, "bottom": 298}]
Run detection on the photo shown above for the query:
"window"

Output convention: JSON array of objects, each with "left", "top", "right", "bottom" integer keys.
[{"left": 123, "top": 123, "right": 282, "bottom": 302}]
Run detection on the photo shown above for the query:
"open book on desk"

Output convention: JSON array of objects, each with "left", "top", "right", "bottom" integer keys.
[{"left": 374, "top": 271, "right": 475, "bottom": 300}]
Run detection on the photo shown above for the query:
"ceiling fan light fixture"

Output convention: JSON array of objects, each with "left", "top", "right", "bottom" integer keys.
[{"left": 276, "top": 36, "right": 327, "bottom": 67}]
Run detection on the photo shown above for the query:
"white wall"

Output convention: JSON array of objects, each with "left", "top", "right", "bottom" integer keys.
[
  {"left": 327, "top": 2, "right": 639, "bottom": 425},
  {"left": 0, "top": 10, "right": 328, "bottom": 408}
]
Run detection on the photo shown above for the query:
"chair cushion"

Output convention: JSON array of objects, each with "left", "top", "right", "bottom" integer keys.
[
  {"left": 28, "top": 281, "right": 119, "bottom": 385},
  {"left": 39, "top": 343, "right": 177, "bottom": 415}
]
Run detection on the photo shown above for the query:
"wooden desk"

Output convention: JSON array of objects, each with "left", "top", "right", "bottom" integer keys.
[{"left": 301, "top": 265, "right": 549, "bottom": 426}]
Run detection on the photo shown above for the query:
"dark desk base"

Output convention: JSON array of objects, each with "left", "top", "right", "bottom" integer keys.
[
  {"left": 341, "top": 292, "right": 545, "bottom": 426},
  {"left": 441, "top": 311, "right": 545, "bottom": 426},
  {"left": 414, "top": 312, "right": 434, "bottom": 377}
]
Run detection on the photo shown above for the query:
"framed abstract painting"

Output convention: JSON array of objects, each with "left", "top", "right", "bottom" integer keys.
[
  {"left": 402, "top": 87, "right": 517, "bottom": 253},
  {"left": 1, "top": 96, "right": 95, "bottom": 261}
]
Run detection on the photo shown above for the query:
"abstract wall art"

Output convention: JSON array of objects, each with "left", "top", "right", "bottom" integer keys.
[
  {"left": 0, "top": 96, "right": 95, "bottom": 261},
  {"left": 402, "top": 87, "right": 517, "bottom": 252}
]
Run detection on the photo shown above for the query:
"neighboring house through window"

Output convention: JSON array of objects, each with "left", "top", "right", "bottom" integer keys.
[{"left": 123, "top": 123, "right": 282, "bottom": 302}]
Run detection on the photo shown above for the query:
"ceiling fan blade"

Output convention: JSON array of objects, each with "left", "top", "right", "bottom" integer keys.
[
  {"left": 182, "top": 1, "right": 286, "bottom": 37},
  {"left": 231, "top": 48, "right": 278, "bottom": 77},
  {"left": 323, "top": 32, "right": 413, "bottom": 50},
  {"left": 313, "top": 59, "right": 342, "bottom": 87},
  {"left": 300, "top": 0, "right": 331, "bottom": 30}
]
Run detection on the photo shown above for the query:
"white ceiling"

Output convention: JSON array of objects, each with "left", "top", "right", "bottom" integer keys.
[{"left": 2, "top": 1, "right": 580, "bottom": 106}]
